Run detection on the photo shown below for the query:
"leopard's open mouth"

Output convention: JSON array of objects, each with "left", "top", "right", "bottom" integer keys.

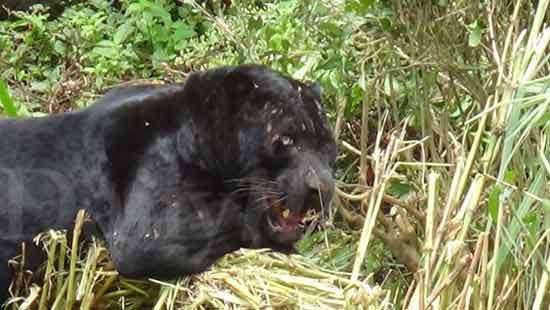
[{"left": 265, "top": 197, "right": 318, "bottom": 245}]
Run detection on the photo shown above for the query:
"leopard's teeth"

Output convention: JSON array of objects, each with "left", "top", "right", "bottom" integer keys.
[
  {"left": 282, "top": 208, "right": 290, "bottom": 219},
  {"left": 267, "top": 216, "right": 282, "bottom": 230}
]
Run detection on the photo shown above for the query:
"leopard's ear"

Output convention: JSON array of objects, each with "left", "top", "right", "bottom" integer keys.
[
  {"left": 224, "top": 67, "right": 255, "bottom": 99},
  {"left": 184, "top": 66, "right": 254, "bottom": 102},
  {"left": 182, "top": 71, "right": 207, "bottom": 102},
  {"left": 309, "top": 82, "right": 322, "bottom": 99}
]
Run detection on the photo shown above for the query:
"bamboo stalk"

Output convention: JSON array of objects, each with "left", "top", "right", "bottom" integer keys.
[
  {"left": 66, "top": 210, "right": 86, "bottom": 310},
  {"left": 423, "top": 172, "right": 438, "bottom": 306},
  {"left": 38, "top": 233, "right": 57, "bottom": 310}
]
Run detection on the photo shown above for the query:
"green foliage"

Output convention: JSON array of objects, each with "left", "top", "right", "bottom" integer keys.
[
  {"left": 0, "top": 0, "right": 387, "bottom": 113},
  {"left": 0, "top": 0, "right": 204, "bottom": 90},
  {"left": 0, "top": 80, "right": 18, "bottom": 117},
  {"left": 466, "top": 19, "right": 484, "bottom": 47}
]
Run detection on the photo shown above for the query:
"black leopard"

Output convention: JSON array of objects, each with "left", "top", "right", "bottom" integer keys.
[{"left": 0, "top": 64, "right": 337, "bottom": 303}]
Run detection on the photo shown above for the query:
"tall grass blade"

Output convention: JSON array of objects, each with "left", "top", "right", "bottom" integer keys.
[{"left": 0, "top": 80, "right": 18, "bottom": 117}]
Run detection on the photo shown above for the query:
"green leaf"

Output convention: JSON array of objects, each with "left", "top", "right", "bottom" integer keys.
[
  {"left": 92, "top": 46, "right": 119, "bottom": 59},
  {"left": 388, "top": 181, "right": 413, "bottom": 197},
  {"left": 467, "top": 20, "right": 482, "bottom": 47},
  {"left": 53, "top": 40, "right": 66, "bottom": 55},
  {"left": 247, "top": 16, "right": 263, "bottom": 30},
  {"left": 171, "top": 21, "right": 195, "bottom": 41},
  {"left": 351, "top": 84, "right": 363, "bottom": 104},
  {"left": 328, "top": 70, "right": 341, "bottom": 90},
  {"left": 487, "top": 185, "right": 502, "bottom": 221},
  {"left": 468, "top": 29, "right": 482, "bottom": 47},
  {"left": 504, "top": 169, "right": 517, "bottom": 184},
  {"left": 143, "top": 1, "right": 172, "bottom": 25},
  {"left": 268, "top": 33, "right": 283, "bottom": 51},
  {"left": 535, "top": 111, "right": 550, "bottom": 126},
  {"left": 379, "top": 17, "right": 392, "bottom": 32},
  {"left": 345, "top": 0, "right": 374, "bottom": 15},
  {"left": 30, "top": 80, "right": 50, "bottom": 92},
  {"left": 320, "top": 21, "right": 342, "bottom": 37},
  {"left": 151, "top": 24, "right": 170, "bottom": 43},
  {"left": 0, "top": 80, "right": 18, "bottom": 117},
  {"left": 114, "top": 22, "right": 135, "bottom": 44},
  {"left": 126, "top": 2, "right": 145, "bottom": 14},
  {"left": 293, "top": 55, "right": 319, "bottom": 80},
  {"left": 543, "top": 199, "right": 550, "bottom": 230},
  {"left": 522, "top": 212, "right": 538, "bottom": 224}
]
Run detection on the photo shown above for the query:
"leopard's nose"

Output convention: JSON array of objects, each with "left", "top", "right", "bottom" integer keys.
[
  {"left": 305, "top": 167, "right": 334, "bottom": 196},
  {"left": 303, "top": 167, "right": 334, "bottom": 213}
]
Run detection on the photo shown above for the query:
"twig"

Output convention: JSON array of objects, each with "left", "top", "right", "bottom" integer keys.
[
  {"left": 66, "top": 210, "right": 86, "bottom": 309},
  {"left": 333, "top": 95, "right": 347, "bottom": 141},
  {"left": 425, "top": 254, "right": 471, "bottom": 309},
  {"left": 457, "top": 233, "right": 486, "bottom": 309},
  {"left": 335, "top": 186, "right": 424, "bottom": 221}
]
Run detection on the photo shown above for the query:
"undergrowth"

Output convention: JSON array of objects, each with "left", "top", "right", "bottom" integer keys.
[{"left": 1, "top": 0, "right": 549, "bottom": 309}]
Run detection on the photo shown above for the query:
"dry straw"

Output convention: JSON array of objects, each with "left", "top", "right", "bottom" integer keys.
[{"left": 6, "top": 210, "right": 387, "bottom": 309}]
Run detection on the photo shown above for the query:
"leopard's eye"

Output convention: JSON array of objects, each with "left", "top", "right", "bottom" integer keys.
[
  {"left": 271, "top": 135, "right": 295, "bottom": 158},
  {"left": 280, "top": 135, "right": 294, "bottom": 146}
]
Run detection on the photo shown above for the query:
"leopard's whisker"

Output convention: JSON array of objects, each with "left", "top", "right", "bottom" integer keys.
[{"left": 225, "top": 177, "right": 278, "bottom": 185}]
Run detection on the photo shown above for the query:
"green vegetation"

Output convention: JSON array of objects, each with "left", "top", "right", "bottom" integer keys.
[
  {"left": 0, "top": 79, "right": 18, "bottom": 117},
  {"left": 1, "top": 0, "right": 549, "bottom": 309}
]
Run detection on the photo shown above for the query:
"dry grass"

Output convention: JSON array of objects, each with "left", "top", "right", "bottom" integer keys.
[
  {"left": 5, "top": 211, "right": 387, "bottom": 309},
  {"left": 333, "top": 1, "right": 550, "bottom": 309}
]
